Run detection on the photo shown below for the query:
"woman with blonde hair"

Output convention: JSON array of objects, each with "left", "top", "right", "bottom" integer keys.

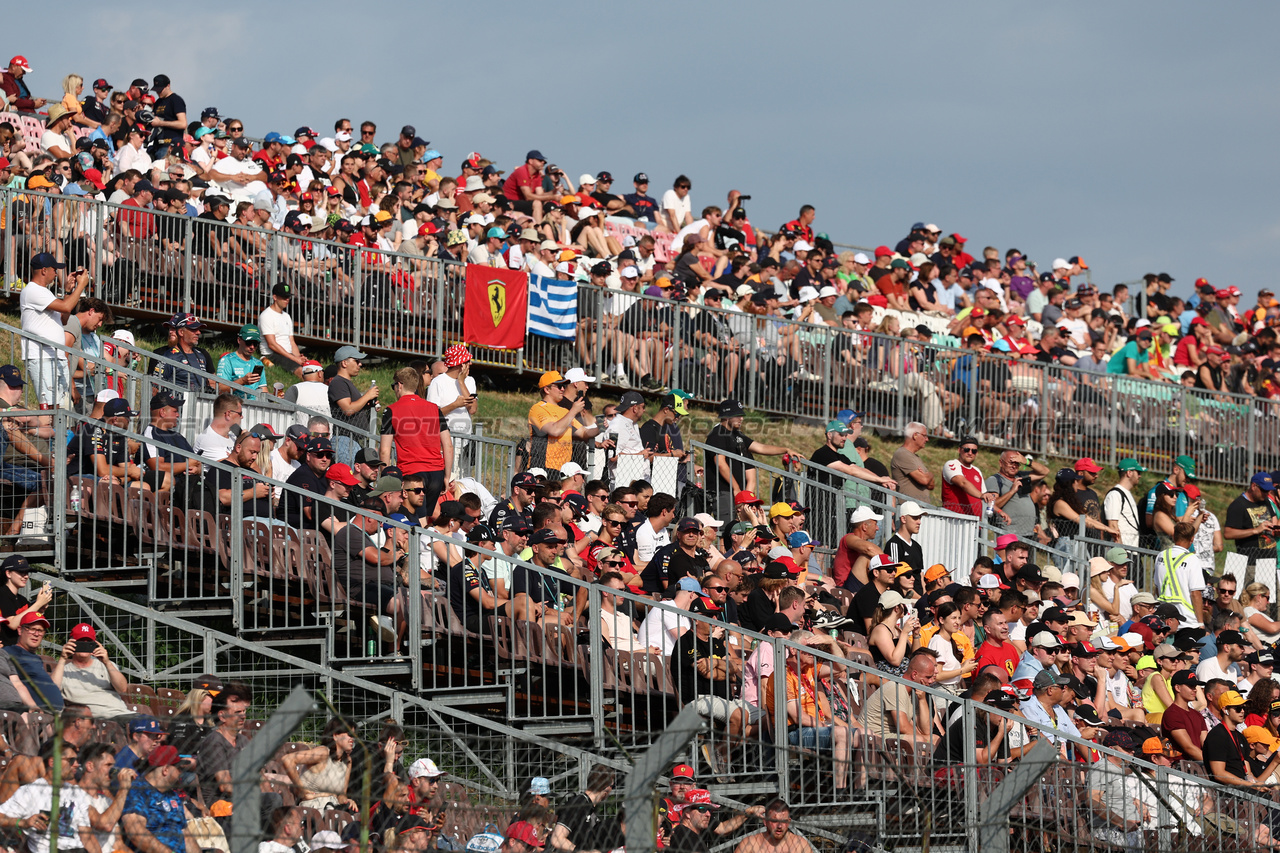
[
  {"left": 60, "top": 75, "right": 92, "bottom": 128},
  {"left": 1141, "top": 644, "right": 1182, "bottom": 725},
  {"left": 1242, "top": 583, "right": 1280, "bottom": 645}
]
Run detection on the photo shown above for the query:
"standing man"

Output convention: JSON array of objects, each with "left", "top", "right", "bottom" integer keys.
[
  {"left": 1103, "top": 459, "right": 1146, "bottom": 548},
  {"left": 704, "top": 399, "right": 797, "bottom": 523},
  {"left": 807, "top": 420, "right": 898, "bottom": 546},
  {"left": 1074, "top": 458, "right": 1106, "bottom": 532},
  {"left": 427, "top": 345, "right": 478, "bottom": 476},
  {"left": 329, "top": 345, "right": 379, "bottom": 468},
  {"left": 380, "top": 367, "right": 452, "bottom": 516},
  {"left": 1223, "top": 472, "right": 1280, "bottom": 566},
  {"left": 21, "top": 253, "right": 91, "bottom": 407},
  {"left": 1154, "top": 522, "right": 1206, "bottom": 629},
  {"left": 940, "top": 438, "right": 996, "bottom": 518},
  {"left": 259, "top": 283, "right": 305, "bottom": 378},
  {"left": 606, "top": 391, "right": 653, "bottom": 484},
  {"left": 985, "top": 451, "right": 1050, "bottom": 540},
  {"left": 150, "top": 313, "right": 215, "bottom": 394},
  {"left": 890, "top": 423, "right": 935, "bottom": 504},
  {"left": 147, "top": 74, "right": 187, "bottom": 155}
]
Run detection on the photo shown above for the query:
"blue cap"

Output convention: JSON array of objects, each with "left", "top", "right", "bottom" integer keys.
[
  {"left": 525, "top": 150, "right": 545, "bottom": 161},
  {"left": 835, "top": 409, "right": 863, "bottom": 424},
  {"left": 103, "top": 399, "right": 136, "bottom": 418},
  {"left": 279, "top": 135, "right": 296, "bottom": 145},
  {"left": 129, "top": 716, "right": 162, "bottom": 734},
  {"left": 486, "top": 226, "right": 506, "bottom": 239},
  {"left": 382, "top": 512, "right": 414, "bottom": 531},
  {"left": 1252, "top": 472, "right": 1276, "bottom": 492},
  {"left": 991, "top": 339, "right": 1012, "bottom": 353},
  {"left": 910, "top": 221, "right": 926, "bottom": 231},
  {"left": 0, "top": 365, "right": 24, "bottom": 388},
  {"left": 529, "top": 777, "right": 552, "bottom": 795},
  {"left": 30, "top": 252, "right": 65, "bottom": 270},
  {"left": 676, "top": 577, "right": 703, "bottom": 594},
  {"left": 788, "top": 531, "right": 818, "bottom": 548},
  {"left": 422, "top": 149, "right": 442, "bottom": 161},
  {"left": 263, "top": 132, "right": 281, "bottom": 143}
]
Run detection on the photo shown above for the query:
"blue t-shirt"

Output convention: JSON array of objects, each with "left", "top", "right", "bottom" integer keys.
[
  {"left": 6, "top": 646, "right": 62, "bottom": 711},
  {"left": 123, "top": 778, "right": 187, "bottom": 853},
  {"left": 115, "top": 745, "right": 141, "bottom": 771},
  {"left": 1107, "top": 340, "right": 1147, "bottom": 375},
  {"left": 622, "top": 193, "right": 658, "bottom": 222},
  {"left": 216, "top": 351, "right": 266, "bottom": 397}
]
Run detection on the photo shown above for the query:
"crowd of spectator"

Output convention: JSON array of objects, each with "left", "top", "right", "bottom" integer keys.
[{"left": 7, "top": 60, "right": 1280, "bottom": 853}]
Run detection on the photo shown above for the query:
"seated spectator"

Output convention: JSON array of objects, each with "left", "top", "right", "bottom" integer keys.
[
  {"left": 139, "top": 391, "right": 201, "bottom": 495},
  {"left": 673, "top": 595, "right": 756, "bottom": 745},
  {"left": 116, "top": 716, "right": 164, "bottom": 771},
  {"left": 121, "top": 746, "right": 191, "bottom": 853},
  {"left": 636, "top": 578, "right": 701, "bottom": 656},
  {"left": 859, "top": 648, "right": 939, "bottom": 744},
  {"left": 210, "top": 431, "right": 276, "bottom": 524},
  {"left": 90, "top": 398, "right": 146, "bottom": 490},
  {"left": 510, "top": 528, "right": 578, "bottom": 630},
  {"left": 279, "top": 437, "right": 333, "bottom": 528},
  {"left": 194, "top": 393, "right": 242, "bottom": 462},
  {"left": 78, "top": 742, "right": 136, "bottom": 853},
  {"left": 332, "top": 509, "right": 404, "bottom": 641},
  {"left": 195, "top": 681, "right": 254, "bottom": 810},
  {"left": 51, "top": 622, "right": 130, "bottom": 719},
  {"left": 0, "top": 739, "right": 89, "bottom": 853},
  {"left": 0, "top": 555, "right": 51, "bottom": 647},
  {"left": 1087, "top": 730, "right": 1149, "bottom": 850},
  {"left": 8, "top": 611, "right": 62, "bottom": 711},
  {"left": 1018, "top": 670, "right": 1080, "bottom": 755},
  {"left": 259, "top": 806, "right": 305, "bottom": 853}
]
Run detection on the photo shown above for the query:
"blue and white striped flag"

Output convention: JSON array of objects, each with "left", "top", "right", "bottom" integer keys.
[{"left": 528, "top": 274, "right": 578, "bottom": 340}]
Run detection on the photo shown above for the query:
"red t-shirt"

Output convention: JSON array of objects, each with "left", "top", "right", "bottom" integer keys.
[
  {"left": 973, "top": 640, "right": 1019, "bottom": 679},
  {"left": 1173, "top": 335, "right": 1200, "bottom": 367},
  {"left": 1161, "top": 703, "right": 1208, "bottom": 751},
  {"left": 380, "top": 394, "right": 446, "bottom": 474},
  {"left": 940, "top": 459, "right": 984, "bottom": 516},
  {"left": 119, "top": 197, "right": 155, "bottom": 238},
  {"left": 876, "top": 276, "right": 906, "bottom": 299},
  {"left": 503, "top": 164, "right": 542, "bottom": 202}
]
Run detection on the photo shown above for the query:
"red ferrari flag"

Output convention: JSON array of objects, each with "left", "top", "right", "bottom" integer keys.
[{"left": 463, "top": 265, "right": 528, "bottom": 349}]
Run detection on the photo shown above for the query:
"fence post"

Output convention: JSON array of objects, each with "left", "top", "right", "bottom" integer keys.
[
  {"left": 961, "top": 699, "right": 980, "bottom": 853},
  {"left": 230, "top": 467, "right": 245, "bottom": 632},
  {"left": 747, "top": 321, "right": 758, "bottom": 412},
  {"left": 820, "top": 330, "right": 833, "bottom": 423},
  {"left": 669, "top": 296, "right": 682, "bottom": 393},
  {"left": 1177, "top": 386, "right": 1188, "bottom": 461},
  {"left": 1248, "top": 398, "right": 1258, "bottom": 478},
  {"left": 593, "top": 292, "right": 606, "bottom": 388},
  {"left": 3, "top": 188, "right": 13, "bottom": 294},
  {"left": 587, "top": 584, "right": 604, "bottom": 746},
  {"left": 268, "top": 231, "right": 279, "bottom": 295},
  {"left": 92, "top": 201, "right": 105, "bottom": 297},
  {"left": 229, "top": 686, "right": 315, "bottom": 853},
  {"left": 772, "top": 641, "right": 789, "bottom": 798},
  {"left": 432, "top": 260, "right": 445, "bottom": 358},
  {"left": 52, "top": 410, "right": 67, "bottom": 572},
  {"left": 896, "top": 345, "right": 907, "bottom": 436},
  {"left": 178, "top": 216, "right": 191, "bottom": 313},
  {"left": 408, "top": 526, "right": 423, "bottom": 689},
  {"left": 353, "top": 250, "right": 363, "bottom": 351}
]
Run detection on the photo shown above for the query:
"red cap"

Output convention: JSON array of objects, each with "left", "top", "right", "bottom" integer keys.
[
  {"left": 325, "top": 463, "right": 360, "bottom": 486},
  {"left": 147, "top": 745, "right": 180, "bottom": 768},
  {"left": 8, "top": 56, "right": 30, "bottom": 73},
  {"left": 777, "top": 556, "right": 801, "bottom": 575},
  {"left": 671, "top": 763, "right": 695, "bottom": 780},
  {"left": 1182, "top": 484, "right": 1201, "bottom": 500},
  {"left": 873, "top": 246, "right": 893, "bottom": 258},
  {"left": 733, "top": 490, "right": 762, "bottom": 506},
  {"left": 82, "top": 168, "right": 105, "bottom": 190},
  {"left": 70, "top": 623, "right": 96, "bottom": 641},
  {"left": 1206, "top": 345, "right": 1226, "bottom": 356},
  {"left": 1229, "top": 286, "right": 1242, "bottom": 296},
  {"left": 505, "top": 822, "right": 543, "bottom": 848},
  {"left": 1074, "top": 457, "right": 1103, "bottom": 474},
  {"left": 684, "top": 789, "right": 720, "bottom": 808},
  {"left": 1018, "top": 343, "right": 1039, "bottom": 356},
  {"left": 951, "top": 233, "right": 967, "bottom": 244},
  {"left": 0, "top": 157, "right": 14, "bottom": 171},
  {"left": 19, "top": 611, "right": 49, "bottom": 629},
  {"left": 1190, "top": 317, "right": 1210, "bottom": 328},
  {"left": 1006, "top": 315, "right": 1026, "bottom": 326},
  {"left": 1194, "top": 277, "right": 1210, "bottom": 287},
  {"left": 418, "top": 222, "right": 440, "bottom": 237},
  {"left": 1215, "top": 289, "right": 1232, "bottom": 299},
  {"left": 1075, "top": 641, "right": 1098, "bottom": 654}
]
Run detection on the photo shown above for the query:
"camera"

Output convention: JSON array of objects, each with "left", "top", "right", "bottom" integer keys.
[
  {"left": 137, "top": 107, "right": 155, "bottom": 125},
  {"left": 738, "top": 194, "right": 751, "bottom": 201}
]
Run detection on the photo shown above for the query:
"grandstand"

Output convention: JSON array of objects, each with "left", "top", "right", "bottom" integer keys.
[{"left": 0, "top": 81, "right": 1276, "bottom": 853}]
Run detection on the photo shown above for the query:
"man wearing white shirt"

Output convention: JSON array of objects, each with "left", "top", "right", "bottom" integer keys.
[
  {"left": 1103, "top": 459, "right": 1146, "bottom": 548},
  {"left": 606, "top": 390, "right": 650, "bottom": 482},
  {"left": 635, "top": 577, "right": 700, "bottom": 655},
  {"left": 528, "top": 240, "right": 558, "bottom": 278},
  {"left": 21, "top": 254, "right": 92, "bottom": 407},
  {"left": 0, "top": 741, "right": 92, "bottom": 853},
  {"left": 428, "top": 346, "right": 478, "bottom": 475},
  {"left": 633, "top": 493, "right": 676, "bottom": 568},
  {"left": 1196, "top": 629, "right": 1245, "bottom": 684},
  {"left": 205, "top": 137, "right": 265, "bottom": 199}
]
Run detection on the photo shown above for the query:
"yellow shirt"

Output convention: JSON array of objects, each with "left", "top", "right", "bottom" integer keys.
[{"left": 528, "top": 401, "right": 582, "bottom": 470}]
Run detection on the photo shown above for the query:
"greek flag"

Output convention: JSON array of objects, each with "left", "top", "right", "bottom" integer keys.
[{"left": 528, "top": 274, "right": 578, "bottom": 340}]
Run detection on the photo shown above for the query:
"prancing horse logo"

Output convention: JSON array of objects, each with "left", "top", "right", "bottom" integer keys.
[{"left": 487, "top": 280, "right": 506, "bottom": 325}]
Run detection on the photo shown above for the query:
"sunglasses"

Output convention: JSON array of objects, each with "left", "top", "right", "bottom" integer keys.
[
  {"left": 603, "top": 519, "right": 622, "bottom": 527},
  {"left": 960, "top": 447, "right": 978, "bottom": 453},
  {"left": 603, "top": 560, "right": 624, "bottom": 567},
  {"left": 405, "top": 487, "right": 425, "bottom": 494},
  {"left": 620, "top": 501, "right": 638, "bottom": 508}
]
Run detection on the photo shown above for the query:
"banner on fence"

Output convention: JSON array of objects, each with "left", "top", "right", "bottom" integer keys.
[
  {"left": 464, "top": 265, "right": 528, "bottom": 349},
  {"left": 528, "top": 274, "right": 577, "bottom": 340}
]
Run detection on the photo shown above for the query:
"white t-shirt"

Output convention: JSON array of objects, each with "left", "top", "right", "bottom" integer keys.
[
  {"left": 928, "top": 633, "right": 965, "bottom": 686},
  {"left": 671, "top": 218, "right": 709, "bottom": 252},
  {"left": 194, "top": 426, "right": 236, "bottom": 462},
  {"left": 1009, "top": 620, "right": 1028, "bottom": 644},
  {"left": 634, "top": 520, "right": 670, "bottom": 564},
  {"left": 1057, "top": 317, "right": 1090, "bottom": 350},
  {"left": 0, "top": 779, "right": 91, "bottom": 853},
  {"left": 606, "top": 413, "right": 647, "bottom": 476},
  {"left": 660, "top": 189, "right": 691, "bottom": 226},
  {"left": 1196, "top": 655, "right": 1240, "bottom": 685},
  {"left": 1100, "top": 578, "right": 1138, "bottom": 622},
  {"left": 426, "top": 373, "right": 476, "bottom": 437},
  {"left": 1192, "top": 512, "right": 1221, "bottom": 574},
  {"left": 19, "top": 282, "right": 64, "bottom": 359},
  {"left": 115, "top": 143, "right": 151, "bottom": 176},
  {"left": 258, "top": 307, "right": 296, "bottom": 358},
  {"left": 82, "top": 790, "right": 119, "bottom": 853},
  {"left": 636, "top": 605, "right": 690, "bottom": 656},
  {"left": 1104, "top": 670, "right": 1132, "bottom": 708},
  {"left": 40, "top": 129, "right": 70, "bottom": 155},
  {"left": 269, "top": 447, "right": 300, "bottom": 502}
]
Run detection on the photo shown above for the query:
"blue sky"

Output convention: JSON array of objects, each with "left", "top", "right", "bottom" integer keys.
[{"left": 13, "top": 2, "right": 1278, "bottom": 302}]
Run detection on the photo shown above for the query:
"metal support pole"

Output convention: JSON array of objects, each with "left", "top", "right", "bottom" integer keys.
[
  {"left": 229, "top": 687, "right": 316, "bottom": 853},
  {"left": 408, "top": 527, "right": 423, "bottom": 690},
  {"left": 52, "top": 411, "right": 67, "bottom": 572},
  {"left": 433, "top": 262, "right": 446, "bottom": 358},
  {"left": 92, "top": 201, "right": 105, "bottom": 298},
  {"left": 821, "top": 329, "right": 833, "bottom": 422},
  {"left": 772, "top": 641, "right": 789, "bottom": 799},
  {"left": 621, "top": 705, "right": 704, "bottom": 853},
  {"left": 1248, "top": 397, "right": 1258, "bottom": 479},
  {"left": 230, "top": 467, "right": 245, "bottom": 633},
  {"left": 587, "top": 585, "right": 604, "bottom": 745},
  {"left": 961, "top": 699, "right": 980, "bottom": 853},
  {"left": 3, "top": 189, "right": 13, "bottom": 294},
  {"left": 182, "top": 216, "right": 194, "bottom": 313},
  {"left": 747, "top": 320, "right": 758, "bottom": 412},
  {"left": 353, "top": 250, "right": 363, "bottom": 350},
  {"left": 670, "top": 296, "right": 681, "bottom": 393}
]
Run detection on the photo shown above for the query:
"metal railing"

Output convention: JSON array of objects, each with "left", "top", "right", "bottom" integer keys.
[{"left": 6, "top": 187, "right": 1277, "bottom": 485}]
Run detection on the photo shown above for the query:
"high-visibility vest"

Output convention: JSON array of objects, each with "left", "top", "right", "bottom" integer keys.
[{"left": 1157, "top": 548, "right": 1196, "bottom": 613}]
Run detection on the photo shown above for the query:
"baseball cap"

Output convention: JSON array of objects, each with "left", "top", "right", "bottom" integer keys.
[
  {"left": 18, "top": 611, "right": 47, "bottom": 628},
  {"left": 237, "top": 324, "right": 262, "bottom": 342},
  {"left": 1218, "top": 690, "right": 1246, "bottom": 711},
  {"left": 103, "top": 399, "right": 136, "bottom": 418},
  {"left": 1218, "top": 629, "right": 1246, "bottom": 647},
  {"left": 0, "top": 365, "right": 24, "bottom": 388},
  {"left": 408, "top": 758, "right": 445, "bottom": 779},
  {"left": 787, "top": 532, "right": 818, "bottom": 548},
  {"left": 147, "top": 745, "right": 181, "bottom": 768},
  {"left": 1170, "top": 670, "right": 1201, "bottom": 688},
  {"left": 30, "top": 252, "right": 65, "bottom": 270},
  {"left": 304, "top": 436, "right": 334, "bottom": 455},
  {"left": 718, "top": 398, "right": 745, "bottom": 418},
  {"left": 899, "top": 501, "right": 926, "bottom": 518},
  {"left": 325, "top": 464, "right": 360, "bottom": 486},
  {"left": 1030, "top": 631, "right": 1061, "bottom": 649},
  {"left": 1074, "top": 457, "right": 1102, "bottom": 474},
  {"left": 505, "top": 822, "right": 543, "bottom": 848},
  {"left": 768, "top": 502, "right": 797, "bottom": 519},
  {"left": 619, "top": 391, "right": 645, "bottom": 410},
  {"left": 1252, "top": 472, "right": 1276, "bottom": 491},
  {"left": 129, "top": 716, "right": 163, "bottom": 735},
  {"left": 333, "top": 345, "right": 367, "bottom": 363},
  {"left": 734, "top": 491, "right": 762, "bottom": 506},
  {"left": 824, "top": 420, "right": 851, "bottom": 435},
  {"left": 684, "top": 789, "right": 719, "bottom": 809},
  {"left": 528, "top": 529, "right": 565, "bottom": 546},
  {"left": 311, "top": 831, "right": 351, "bottom": 852},
  {"left": 1174, "top": 455, "right": 1197, "bottom": 479},
  {"left": 924, "top": 564, "right": 950, "bottom": 582},
  {"left": 676, "top": 576, "right": 703, "bottom": 594},
  {"left": 1, "top": 555, "right": 29, "bottom": 574},
  {"left": 1032, "top": 670, "right": 1070, "bottom": 689}
]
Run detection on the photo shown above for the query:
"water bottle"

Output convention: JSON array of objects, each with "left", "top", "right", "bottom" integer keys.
[{"left": 69, "top": 486, "right": 81, "bottom": 514}]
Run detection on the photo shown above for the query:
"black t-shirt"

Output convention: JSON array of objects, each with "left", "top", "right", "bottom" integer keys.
[
  {"left": 589, "top": 190, "right": 622, "bottom": 208},
  {"left": 932, "top": 715, "right": 1006, "bottom": 768},
  {"left": 666, "top": 547, "right": 709, "bottom": 589},
  {"left": 211, "top": 461, "right": 274, "bottom": 519},
  {"left": 639, "top": 542, "right": 677, "bottom": 594},
  {"left": 739, "top": 587, "right": 774, "bottom": 633},
  {"left": 279, "top": 465, "right": 327, "bottom": 527},
  {"left": 672, "top": 629, "right": 732, "bottom": 705},
  {"left": 850, "top": 583, "right": 882, "bottom": 635},
  {"left": 885, "top": 534, "right": 924, "bottom": 577},
  {"left": 487, "top": 498, "right": 531, "bottom": 532},
  {"left": 67, "top": 427, "right": 97, "bottom": 479},
  {"left": 80, "top": 97, "right": 108, "bottom": 124},
  {"left": 1203, "top": 723, "right": 1249, "bottom": 780},
  {"left": 1225, "top": 494, "right": 1278, "bottom": 556},
  {"left": 191, "top": 210, "right": 230, "bottom": 258},
  {"left": 512, "top": 562, "right": 573, "bottom": 607},
  {"left": 1078, "top": 487, "right": 1103, "bottom": 523},
  {"left": 150, "top": 344, "right": 214, "bottom": 393},
  {"left": 622, "top": 193, "right": 657, "bottom": 222},
  {"left": 705, "top": 424, "right": 753, "bottom": 493},
  {"left": 312, "top": 497, "right": 352, "bottom": 532},
  {"left": 447, "top": 557, "right": 495, "bottom": 632},
  {"left": 667, "top": 825, "right": 710, "bottom": 853},
  {"left": 149, "top": 93, "right": 187, "bottom": 147},
  {"left": 91, "top": 423, "right": 132, "bottom": 470},
  {"left": 809, "top": 444, "right": 845, "bottom": 489},
  {"left": 555, "top": 792, "right": 616, "bottom": 852},
  {"left": 0, "top": 587, "right": 28, "bottom": 646}
]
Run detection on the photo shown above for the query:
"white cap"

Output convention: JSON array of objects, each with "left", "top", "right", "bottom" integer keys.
[
  {"left": 1024, "top": 590, "right": 1041, "bottom": 604},
  {"left": 1134, "top": 318, "right": 1151, "bottom": 329},
  {"left": 977, "top": 574, "right": 1002, "bottom": 590},
  {"left": 794, "top": 240, "right": 814, "bottom": 252},
  {"left": 1030, "top": 631, "right": 1061, "bottom": 649},
  {"left": 853, "top": 252, "right": 870, "bottom": 264},
  {"left": 95, "top": 389, "right": 120, "bottom": 403},
  {"left": 693, "top": 513, "right": 724, "bottom": 528},
  {"left": 310, "top": 831, "right": 350, "bottom": 851},
  {"left": 464, "top": 214, "right": 486, "bottom": 226},
  {"left": 817, "top": 285, "right": 838, "bottom": 298},
  {"left": 527, "top": 468, "right": 548, "bottom": 478},
  {"left": 736, "top": 284, "right": 754, "bottom": 297},
  {"left": 318, "top": 137, "right": 337, "bottom": 152},
  {"left": 335, "top": 131, "right": 352, "bottom": 142},
  {"left": 555, "top": 262, "right": 572, "bottom": 274},
  {"left": 558, "top": 462, "right": 587, "bottom": 478},
  {"left": 1094, "top": 635, "right": 1120, "bottom": 651},
  {"left": 768, "top": 545, "right": 792, "bottom": 559},
  {"left": 1060, "top": 572, "right": 1081, "bottom": 590},
  {"left": 297, "top": 214, "right": 312, "bottom": 226},
  {"left": 622, "top": 235, "right": 637, "bottom": 247},
  {"left": 899, "top": 501, "right": 927, "bottom": 518},
  {"left": 578, "top": 174, "right": 596, "bottom": 186},
  {"left": 1122, "top": 631, "right": 1144, "bottom": 649},
  {"left": 909, "top": 252, "right": 930, "bottom": 267},
  {"left": 408, "top": 758, "right": 445, "bottom": 779},
  {"left": 620, "top": 266, "right": 639, "bottom": 279},
  {"left": 563, "top": 368, "right": 595, "bottom": 384},
  {"left": 463, "top": 175, "right": 485, "bottom": 192},
  {"left": 924, "top": 223, "right": 940, "bottom": 232},
  {"left": 797, "top": 285, "right": 820, "bottom": 302},
  {"left": 982, "top": 279, "right": 1003, "bottom": 293},
  {"left": 1041, "top": 564, "right": 1063, "bottom": 583},
  {"left": 849, "top": 507, "right": 883, "bottom": 526},
  {"left": 1052, "top": 258, "right": 1070, "bottom": 270},
  {"left": 111, "top": 330, "right": 135, "bottom": 345}
]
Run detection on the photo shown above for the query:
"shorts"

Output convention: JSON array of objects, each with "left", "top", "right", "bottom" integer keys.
[
  {"left": 26, "top": 357, "right": 69, "bottom": 408},
  {"left": 420, "top": 469, "right": 446, "bottom": 517},
  {"left": 691, "top": 695, "right": 761, "bottom": 723},
  {"left": 269, "top": 352, "right": 303, "bottom": 374},
  {"left": 508, "top": 199, "right": 536, "bottom": 216},
  {"left": 0, "top": 464, "right": 42, "bottom": 493},
  {"left": 788, "top": 726, "right": 833, "bottom": 749}
]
